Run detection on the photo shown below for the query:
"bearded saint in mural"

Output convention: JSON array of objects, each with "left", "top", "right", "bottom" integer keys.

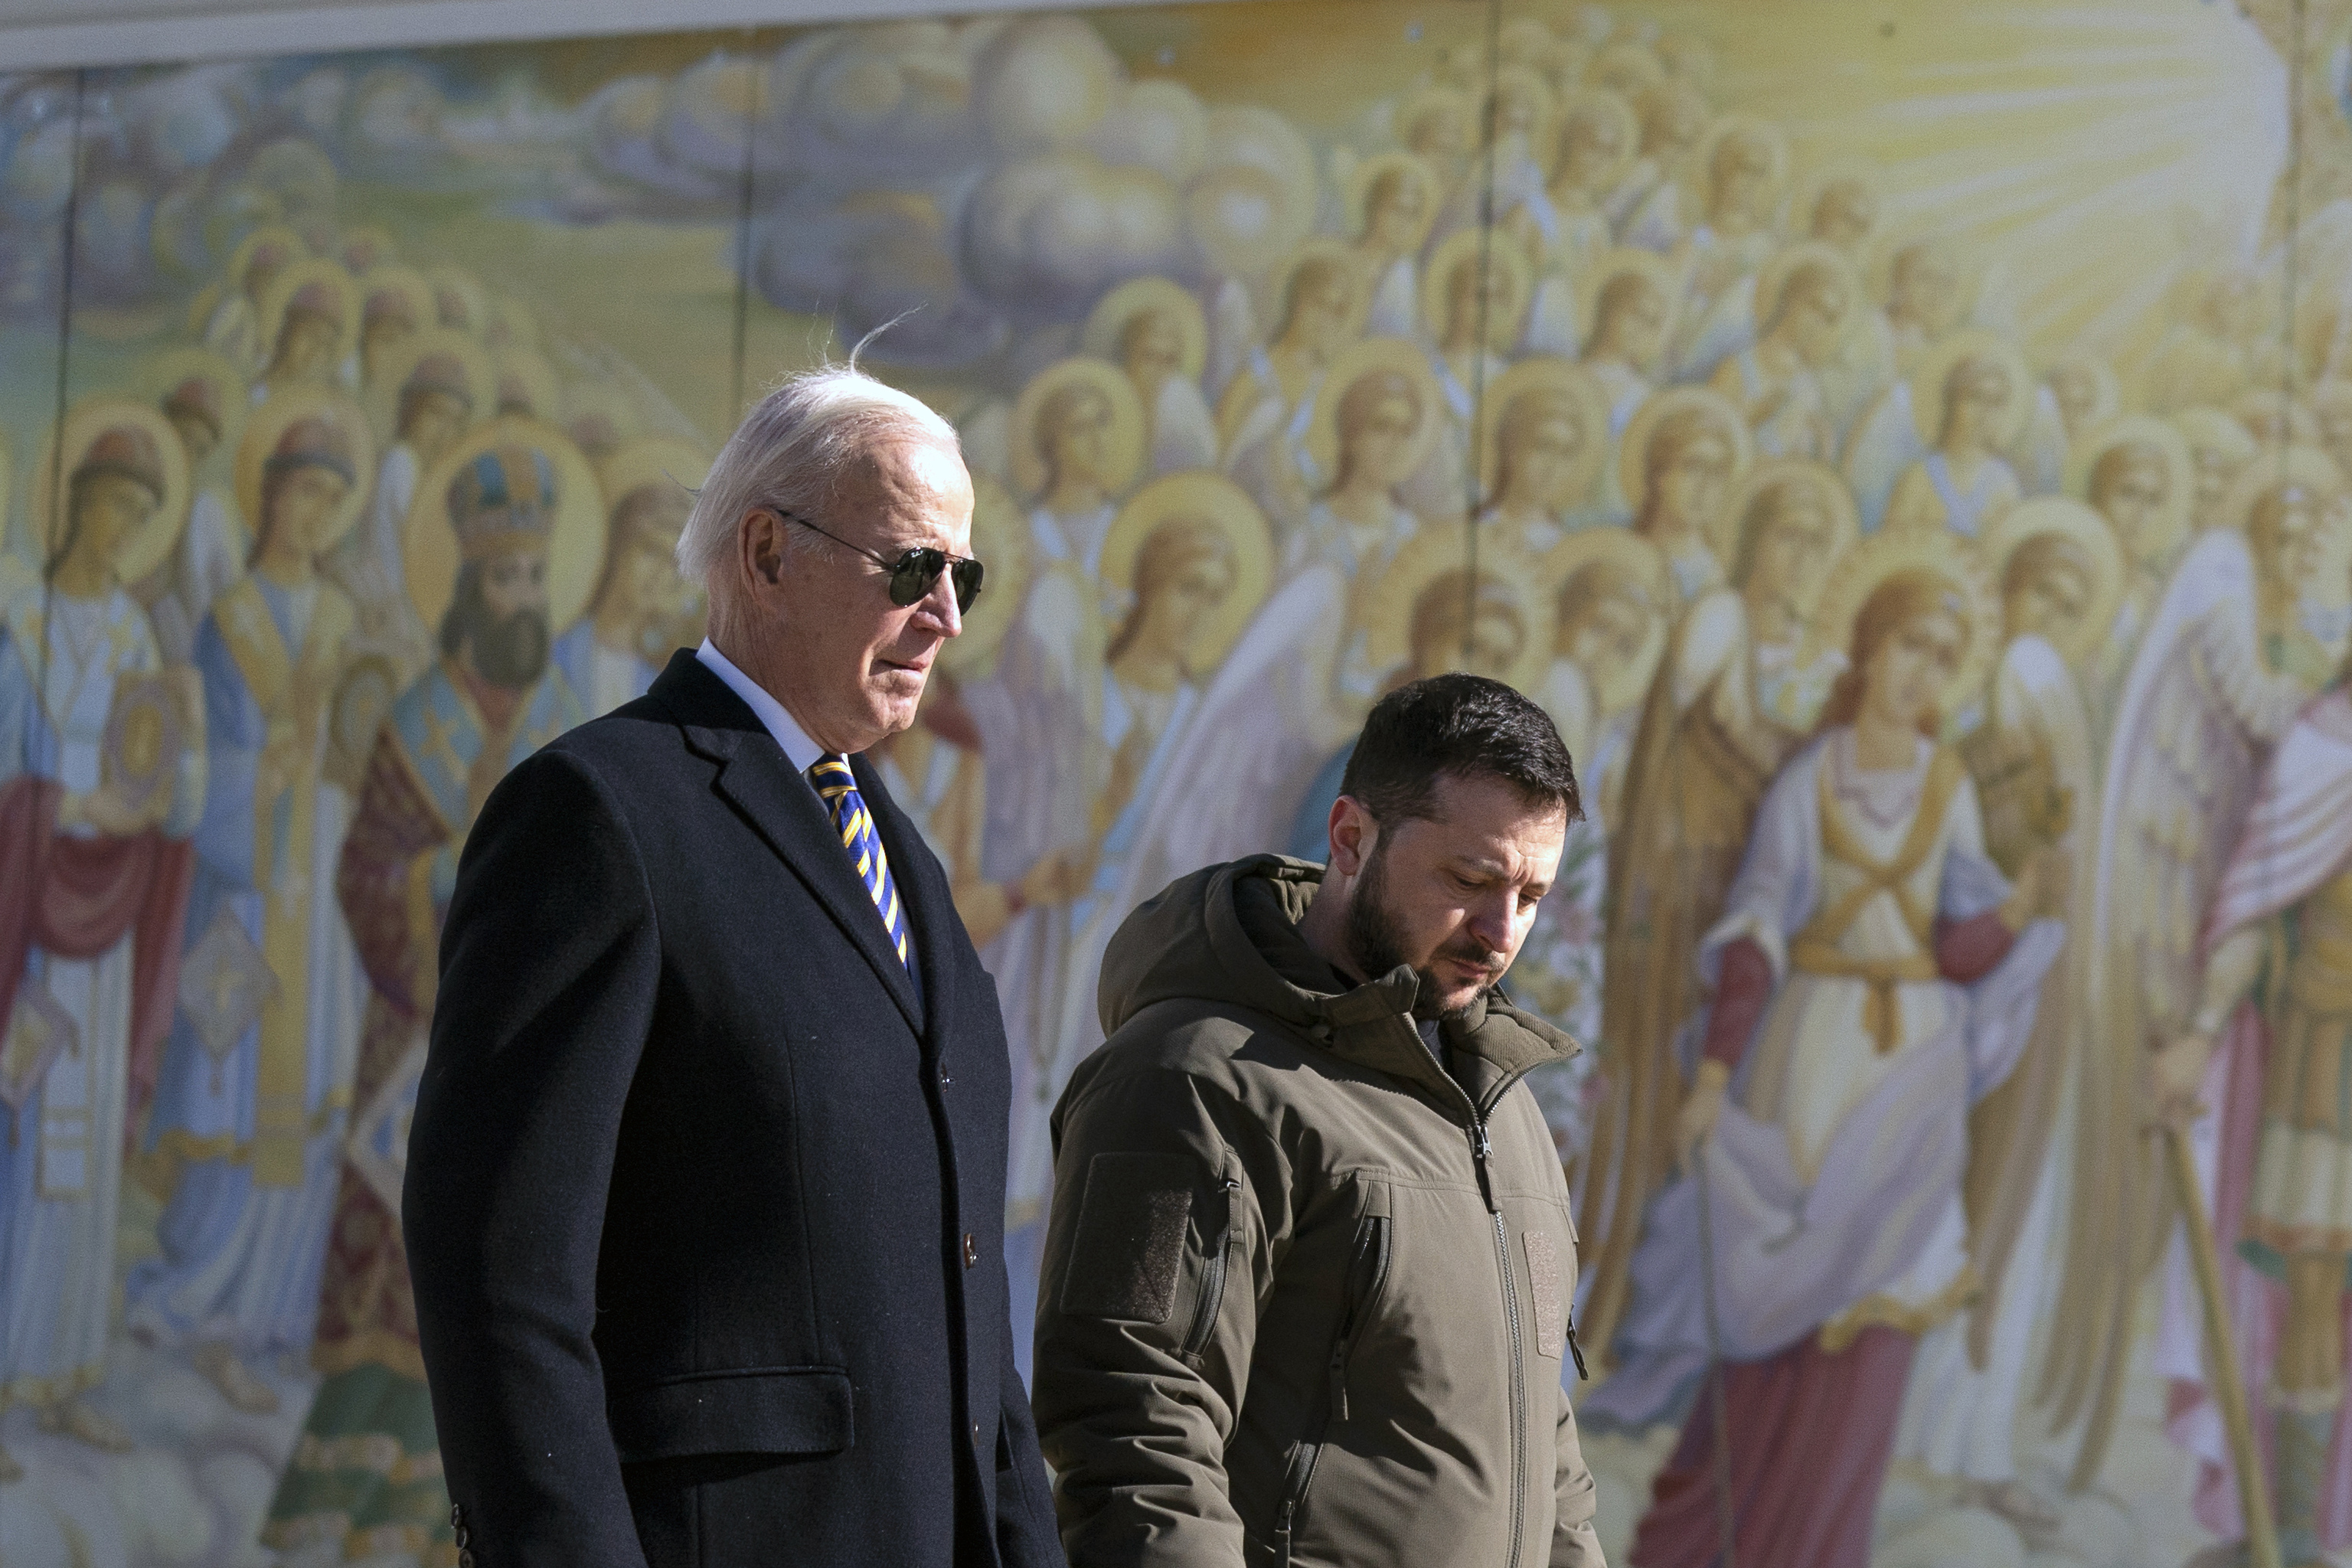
[{"left": 266, "top": 440, "right": 582, "bottom": 1560}]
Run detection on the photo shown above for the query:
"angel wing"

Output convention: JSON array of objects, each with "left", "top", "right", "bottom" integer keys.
[
  {"left": 2007, "top": 385, "right": 2067, "bottom": 497},
  {"left": 1576, "top": 591, "right": 1795, "bottom": 1363},
  {"left": 965, "top": 562, "right": 1106, "bottom": 884},
  {"left": 1150, "top": 377, "right": 1220, "bottom": 476},
  {"left": 1102, "top": 564, "right": 1362, "bottom": 914},
  {"left": 1205, "top": 275, "right": 1259, "bottom": 406},
  {"left": 1839, "top": 379, "right": 1925, "bottom": 533},
  {"left": 1671, "top": 273, "right": 1759, "bottom": 385},
  {"left": 1957, "top": 635, "right": 2095, "bottom": 1366},
  {"left": 2047, "top": 528, "right": 2313, "bottom": 1483}
]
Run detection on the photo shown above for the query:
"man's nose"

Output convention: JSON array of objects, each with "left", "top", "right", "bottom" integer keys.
[
  {"left": 1467, "top": 893, "right": 1515, "bottom": 953},
  {"left": 919, "top": 567, "right": 962, "bottom": 637}
]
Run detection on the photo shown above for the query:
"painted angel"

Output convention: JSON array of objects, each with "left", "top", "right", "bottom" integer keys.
[
  {"left": 1592, "top": 554, "right": 2067, "bottom": 1568},
  {"left": 2044, "top": 464, "right": 2348, "bottom": 1505},
  {"left": 1893, "top": 500, "right": 2120, "bottom": 1538},
  {"left": 1573, "top": 459, "right": 1854, "bottom": 1363}
]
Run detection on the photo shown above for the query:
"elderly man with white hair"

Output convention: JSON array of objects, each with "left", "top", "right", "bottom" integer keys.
[{"left": 403, "top": 362, "right": 1065, "bottom": 1568}]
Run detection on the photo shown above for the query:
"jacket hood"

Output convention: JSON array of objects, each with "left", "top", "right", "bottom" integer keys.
[{"left": 1098, "top": 854, "right": 1578, "bottom": 1106}]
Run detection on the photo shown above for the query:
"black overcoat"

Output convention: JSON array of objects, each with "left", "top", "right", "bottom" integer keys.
[{"left": 403, "top": 650, "right": 1063, "bottom": 1568}]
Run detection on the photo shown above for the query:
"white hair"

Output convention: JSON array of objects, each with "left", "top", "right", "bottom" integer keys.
[{"left": 677, "top": 360, "right": 960, "bottom": 589}]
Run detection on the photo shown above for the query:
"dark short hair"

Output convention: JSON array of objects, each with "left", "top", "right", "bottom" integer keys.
[{"left": 1338, "top": 672, "right": 1583, "bottom": 831}]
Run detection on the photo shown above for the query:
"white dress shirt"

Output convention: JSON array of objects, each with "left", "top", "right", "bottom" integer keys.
[{"left": 696, "top": 639, "right": 826, "bottom": 773}]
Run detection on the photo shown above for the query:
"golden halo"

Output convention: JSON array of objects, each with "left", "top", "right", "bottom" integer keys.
[
  {"left": 561, "top": 380, "right": 645, "bottom": 449},
  {"left": 597, "top": 436, "right": 710, "bottom": 521},
  {"left": 1080, "top": 276, "right": 1208, "bottom": 384},
  {"left": 2063, "top": 413, "right": 2194, "bottom": 564},
  {"left": 1579, "top": 246, "right": 1682, "bottom": 356},
  {"left": 2220, "top": 443, "right": 2347, "bottom": 535},
  {"left": 1306, "top": 335, "right": 1445, "bottom": 489},
  {"left": 1981, "top": 496, "right": 2125, "bottom": 668},
  {"left": 1540, "top": 527, "right": 1674, "bottom": 714},
  {"left": 1587, "top": 41, "right": 1666, "bottom": 100},
  {"left": 1421, "top": 228, "right": 1533, "bottom": 351},
  {"left": 139, "top": 345, "right": 251, "bottom": 465},
  {"left": 488, "top": 295, "right": 541, "bottom": 353},
  {"left": 1909, "top": 328, "right": 2034, "bottom": 451},
  {"left": 1396, "top": 82, "right": 1474, "bottom": 150},
  {"left": 341, "top": 224, "right": 398, "bottom": 272},
  {"left": 1344, "top": 150, "right": 1442, "bottom": 253},
  {"left": 1009, "top": 357, "right": 1145, "bottom": 505},
  {"left": 358, "top": 264, "right": 435, "bottom": 345},
  {"left": 1489, "top": 63, "right": 1559, "bottom": 150},
  {"left": 403, "top": 415, "right": 602, "bottom": 638},
  {"left": 494, "top": 348, "right": 560, "bottom": 421},
  {"left": 1269, "top": 236, "right": 1374, "bottom": 339},
  {"left": 1792, "top": 158, "right": 1880, "bottom": 244},
  {"left": 365, "top": 326, "right": 495, "bottom": 444},
  {"left": 1550, "top": 91, "right": 1638, "bottom": 191},
  {"left": 1864, "top": 230, "right": 1976, "bottom": 328},
  {"left": 2233, "top": 388, "right": 2321, "bottom": 446},
  {"left": 426, "top": 265, "right": 490, "bottom": 337},
  {"left": 235, "top": 387, "right": 377, "bottom": 558},
  {"left": 1478, "top": 357, "right": 1610, "bottom": 505},
  {"left": 2049, "top": 354, "right": 2119, "bottom": 432},
  {"left": 31, "top": 399, "right": 191, "bottom": 586},
  {"left": 1358, "top": 528, "right": 1553, "bottom": 696},
  {"left": 1617, "top": 385, "right": 1752, "bottom": 519},
  {"left": 2311, "top": 377, "right": 2352, "bottom": 421},
  {"left": 941, "top": 472, "right": 1032, "bottom": 680},
  {"left": 1697, "top": 114, "right": 1790, "bottom": 204},
  {"left": 2172, "top": 405, "right": 2259, "bottom": 466},
  {"left": 1800, "top": 528, "right": 2001, "bottom": 715},
  {"left": 1754, "top": 241, "right": 1861, "bottom": 341},
  {"left": 258, "top": 257, "right": 359, "bottom": 371},
  {"left": 1098, "top": 471, "right": 1276, "bottom": 677},
  {"left": 226, "top": 224, "right": 309, "bottom": 296},
  {"left": 1716, "top": 456, "right": 1860, "bottom": 577}
]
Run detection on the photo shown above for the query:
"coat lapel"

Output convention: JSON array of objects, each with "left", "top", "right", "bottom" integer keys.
[{"left": 652, "top": 654, "right": 923, "bottom": 1033}]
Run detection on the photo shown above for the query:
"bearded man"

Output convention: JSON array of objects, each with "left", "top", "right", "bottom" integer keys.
[{"left": 1034, "top": 672, "right": 1608, "bottom": 1566}]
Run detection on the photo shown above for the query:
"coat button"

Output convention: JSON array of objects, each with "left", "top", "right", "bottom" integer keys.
[
  {"left": 450, "top": 1504, "right": 465, "bottom": 1529},
  {"left": 962, "top": 1232, "right": 978, "bottom": 1269},
  {"left": 458, "top": 1552, "right": 476, "bottom": 1568},
  {"left": 454, "top": 1526, "right": 471, "bottom": 1549}
]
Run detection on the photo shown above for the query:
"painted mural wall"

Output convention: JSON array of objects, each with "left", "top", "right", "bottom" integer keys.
[{"left": 0, "top": 1, "right": 2346, "bottom": 1562}]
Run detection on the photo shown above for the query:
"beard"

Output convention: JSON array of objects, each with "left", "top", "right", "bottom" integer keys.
[
  {"left": 1341, "top": 841, "right": 1506, "bottom": 1024},
  {"left": 473, "top": 606, "right": 550, "bottom": 689}
]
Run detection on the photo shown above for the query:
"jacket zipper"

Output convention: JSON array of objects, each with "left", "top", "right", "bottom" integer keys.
[
  {"left": 1328, "top": 1214, "right": 1392, "bottom": 1421},
  {"left": 1278, "top": 1210, "right": 1390, "bottom": 1562},
  {"left": 1272, "top": 1435, "right": 1324, "bottom": 1567},
  {"left": 1180, "top": 1170, "right": 1241, "bottom": 1364},
  {"left": 1472, "top": 1112, "right": 1528, "bottom": 1568}
]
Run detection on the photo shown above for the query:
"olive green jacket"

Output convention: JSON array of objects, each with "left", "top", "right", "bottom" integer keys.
[{"left": 1032, "top": 855, "right": 1605, "bottom": 1568}]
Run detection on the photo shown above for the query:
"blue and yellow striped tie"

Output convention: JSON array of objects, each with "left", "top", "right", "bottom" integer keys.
[{"left": 808, "top": 756, "right": 913, "bottom": 972}]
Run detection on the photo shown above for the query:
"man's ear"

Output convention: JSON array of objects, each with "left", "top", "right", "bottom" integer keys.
[
  {"left": 1326, "top": 795, "right": 1378, "bottom": 879},
  {"left": 739, "top": 506, "right": 788, "bottom": 593}
]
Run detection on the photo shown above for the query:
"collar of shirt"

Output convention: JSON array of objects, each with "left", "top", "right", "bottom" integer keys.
[{"left": 695, "top": 638, "right": 828, "bottom": 774}]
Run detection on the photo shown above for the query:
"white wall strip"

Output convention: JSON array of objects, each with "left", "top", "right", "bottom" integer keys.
[{"left": 2, "top": 0, "right": 1199, "bottom": 71}]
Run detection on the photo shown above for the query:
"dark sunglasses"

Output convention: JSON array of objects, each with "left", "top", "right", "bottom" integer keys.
[{"left": 769, "top": 506, "right": 984, "bottom": 612}]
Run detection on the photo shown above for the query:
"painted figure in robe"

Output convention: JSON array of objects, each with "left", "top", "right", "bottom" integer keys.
[
  {"left": 1599, "top": 551, "right": 2066, "bottom": 1568},
  {"left": 132, "top": 393, "right": 379, "bottom": 1421},
  {"left": 0, "top": 408, "right": 201, "bottom": 1474},
  {"left": 265, "top": 440, "right": 581, "bottom": 1562}
]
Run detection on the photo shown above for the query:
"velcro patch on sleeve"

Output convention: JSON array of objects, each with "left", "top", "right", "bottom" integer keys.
[
  {"left": 1060, "top": 1152, "right": 1197, "bottom": 1324},
  {"left": 1524, "top": 1228, "right": 1564, "bottom": 1359}
]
